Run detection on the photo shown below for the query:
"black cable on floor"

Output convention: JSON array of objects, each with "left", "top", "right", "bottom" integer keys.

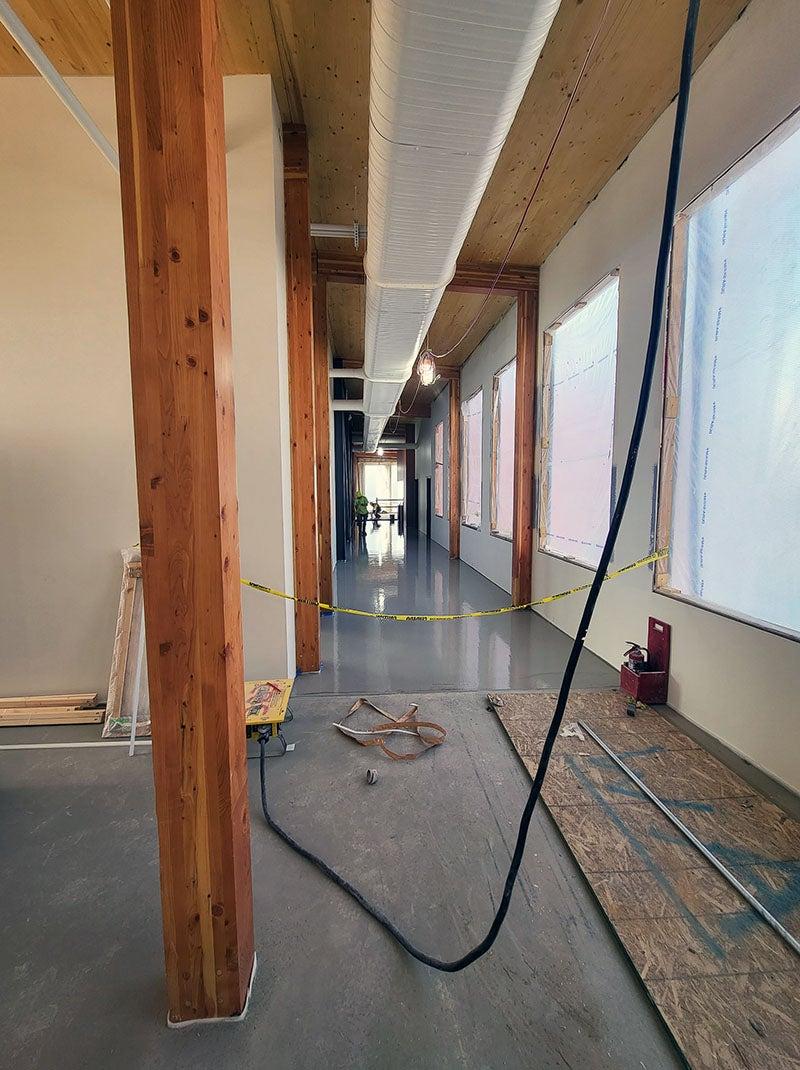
[{"left": 259, "top": 0, "right": 702, "bottom": 973}]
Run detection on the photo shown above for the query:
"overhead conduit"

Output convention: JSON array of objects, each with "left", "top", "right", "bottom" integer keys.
[{"left": 360, "top": 0, "right": 562, "bottom": 452}]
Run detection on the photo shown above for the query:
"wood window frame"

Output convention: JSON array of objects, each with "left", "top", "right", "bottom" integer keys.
[
  {"left": 654, "top": 108, "right": 800, "bottom": 643},
  {"left": 538, "top": 270, "right": 620, "bottom": 572},
  {"left": 490, "top": 356, "right": 516, "bottom": 541},
  {"left": 460, "top": 387, "right": 483, "bottom": 530},
  {"left": 434, "top": 420, "right": 445, "bottom": 518}
]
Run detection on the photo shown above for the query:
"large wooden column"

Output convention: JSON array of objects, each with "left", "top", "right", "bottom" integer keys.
[
  {"left": 313, "top": 276, "right": 334, "bottom": 608},
  {"left": 111, "top": 0, "right": 254, "bottom": 1023},
  {"left": 512, "top": 291, "right": 538, "bottom": 605},
  {"left": 283, "top": 125, "right": 321, "bottom": 670},
  {"left": 448, "top": 376, "right": 461, "bottom": 559}
]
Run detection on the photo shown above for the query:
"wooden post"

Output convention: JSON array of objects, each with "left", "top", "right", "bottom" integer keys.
[
  {"left": 449, "top": 376, "right": 461, "bottom": 559},
  {"left": 313, "top": 276, "right": 334, "bottom": 608},
  {"left": 512, "top": 291, "right": 538, "bottom": 605},
  {"left": 283, "top": 124, "right": 321, "bottom": 670},
  {"left": 110, "top": 0, "right": 255, "bottom": 1023}
]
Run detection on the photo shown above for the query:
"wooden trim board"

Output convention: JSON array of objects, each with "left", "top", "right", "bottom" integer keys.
[
  {"left": 104, "top": 552, "right": 138, "bottom": 728},
  {"left": 0, "top": 693, "right": 97, "bottom": 709},
  {"left": 0, "top": 708, "right": 105, "bottom": 727}
]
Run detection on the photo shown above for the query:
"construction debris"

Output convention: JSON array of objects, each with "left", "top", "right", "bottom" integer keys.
[
  {"left": 103, "top": 546, "right": 149, "bottom": 739},
  {"left": 0, "top": 693, "right": 102, "bottom": 727},
  {"left": 334, "top": 697, "right": 446, "bottom": 761},
  {"left": 560, "top": 721, "right": 586, "bottom": 741}
]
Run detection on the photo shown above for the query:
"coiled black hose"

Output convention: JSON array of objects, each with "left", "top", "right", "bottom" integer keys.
[{"left": 259, "top": 0, "right": 702, "bottom": 973}]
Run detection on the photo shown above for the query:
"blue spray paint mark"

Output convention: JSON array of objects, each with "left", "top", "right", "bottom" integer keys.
[
  {"left": 565, "top": 754, "right": 726, "bottom": 959},
  {"left": 648, "top": 825, "right": 800, "bottom": 940},
  {"left": 585, "top": 746, "right": 715, "bottom": 813},
  {"left": 604, "top": 780, "right": 716, "bottom": 813}
]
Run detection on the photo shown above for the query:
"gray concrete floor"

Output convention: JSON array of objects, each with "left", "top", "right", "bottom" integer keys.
[
  {"left": 1, "top": 692, "right": 683, "bottom": 1070},
  {"left": 295, "top": 527, "right": 619, "bottom": 697},
  {"left": 1, "top": 527, "right": 688, "bottom": 1068}
]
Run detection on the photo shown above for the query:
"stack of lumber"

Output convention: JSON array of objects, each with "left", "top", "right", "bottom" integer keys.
[{"left": 0, "top": 693, "right": 103, "bottom": 727}]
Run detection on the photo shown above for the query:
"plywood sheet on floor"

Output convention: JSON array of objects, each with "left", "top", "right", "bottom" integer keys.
[{"left": 489, "top": 689, "right": 800, "bottom": 1070}]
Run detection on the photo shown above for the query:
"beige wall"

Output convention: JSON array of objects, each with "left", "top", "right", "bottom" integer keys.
[
  {"left": 226, "top": 77, "right": 295, "bottom": 680},
  {"left": 535, "top": 0, "right": 800, "bottom": 792},
  {"left": 0, "top": 74, "right": 294, "bottom": 698}
]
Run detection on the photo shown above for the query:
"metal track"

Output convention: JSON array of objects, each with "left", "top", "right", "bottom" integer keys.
[{"left": 578, "top": 719, "right": 800, "bottom": 958}]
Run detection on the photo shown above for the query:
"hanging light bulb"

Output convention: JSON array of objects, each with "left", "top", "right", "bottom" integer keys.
[{"left": 416, "top": 347, "right": 438, "bottom": 387}]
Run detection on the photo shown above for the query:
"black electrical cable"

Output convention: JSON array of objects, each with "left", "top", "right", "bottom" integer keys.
[{"left": 259, "top": 0, "right": 702, "bottom": 974}]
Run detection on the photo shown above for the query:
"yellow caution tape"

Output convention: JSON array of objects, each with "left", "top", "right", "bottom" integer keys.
[{"left": 241, "top": 547, "right": 668, "bottom": 623}]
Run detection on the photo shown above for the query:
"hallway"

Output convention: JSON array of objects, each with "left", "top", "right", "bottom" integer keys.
[{"left": 295, "top": 524, "right": 619, "bottom": 697}]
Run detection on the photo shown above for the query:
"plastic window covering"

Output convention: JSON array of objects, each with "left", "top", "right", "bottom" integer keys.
[
  {"left": 542, "top": 274, "right": 619, "bottom": 568},
  {"left": 434, "top": 420, "right": 444, "bottom": 517},
  {"left": 491, "top": 360, "right": 516, "bottom": 538},
  {"left": 461, "top": 390, "right": 483, "bottom": 528},
  {"left": 661, "top": 111, "right": 800, "bottom": 638}
]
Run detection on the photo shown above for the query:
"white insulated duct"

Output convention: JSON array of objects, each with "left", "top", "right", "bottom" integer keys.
[{"left": 360, "top": 0, "right": 562, "bottom": 452}]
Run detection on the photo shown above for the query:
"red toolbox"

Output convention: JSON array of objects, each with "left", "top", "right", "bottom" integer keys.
[{"left": 620, "top": 617, "right": 671, "bottom": 705}]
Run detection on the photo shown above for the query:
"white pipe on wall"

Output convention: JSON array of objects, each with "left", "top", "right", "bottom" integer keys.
[
  {"left": 311, "top": 222, "right": 366, "bottom": 246},
  {"left": 329, "top": 368, "right": 366, "bottom": 379}
]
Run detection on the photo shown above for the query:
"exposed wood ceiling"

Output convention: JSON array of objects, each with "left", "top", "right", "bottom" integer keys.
[
  {"left": 331, "top": 0, "right": 749, "bottom": 415},
  {"left": 0, "top": 0, "right": 287, "bottom": 77},
  {"left": 2, "top": 0, "right": 750, "bottom": 415}
]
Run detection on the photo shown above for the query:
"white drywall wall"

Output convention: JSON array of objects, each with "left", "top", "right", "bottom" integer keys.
[
  {"left": 0, "top": 74, "right": 294, "bottom": 698},
  {"left": 227, "top": 77, "right": 295, "bottom": 680},
  {"left": 458, "top": 304, "right": 516, "bottom": 593},
  {"left": 535, "top": 0, "right": 800, "bottom": 792}
]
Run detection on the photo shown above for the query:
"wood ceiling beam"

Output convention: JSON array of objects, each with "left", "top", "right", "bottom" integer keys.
[
  {"left": 111, "top": 0, "right": 254, "bottom": 1023},
  {"left": 316, "top": 251, "right": 539, "bottom": 295}
]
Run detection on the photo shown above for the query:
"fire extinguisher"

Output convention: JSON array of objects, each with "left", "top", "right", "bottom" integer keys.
[{"left": 623, "top": 643, "right": 649, "bottom": 673}]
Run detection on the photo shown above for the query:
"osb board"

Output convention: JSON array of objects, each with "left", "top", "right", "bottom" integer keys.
[{"left": 489, "top": 689, "right": 800, "bottom": 1070}]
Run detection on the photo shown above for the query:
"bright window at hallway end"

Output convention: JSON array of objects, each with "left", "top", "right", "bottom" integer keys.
[
  {"left": 540, "top": 272, "right": 620, "bottom": 569},
  {"left": 491, "top": 358, "right": 516, "bottom": 540},
  {"left": 461, "top": 389, "right": 483, "bottom": 528},
  {"left": 655, "top": 108, "right": 800, "bottom": 639}
]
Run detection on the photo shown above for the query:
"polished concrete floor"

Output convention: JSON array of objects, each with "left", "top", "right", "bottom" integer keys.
[
  {"left": 295, "top": 525, "right": 618, "bottom": 697},
  {"left": 1, "top": 693, "right": 683, "bottom": 1070}
]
